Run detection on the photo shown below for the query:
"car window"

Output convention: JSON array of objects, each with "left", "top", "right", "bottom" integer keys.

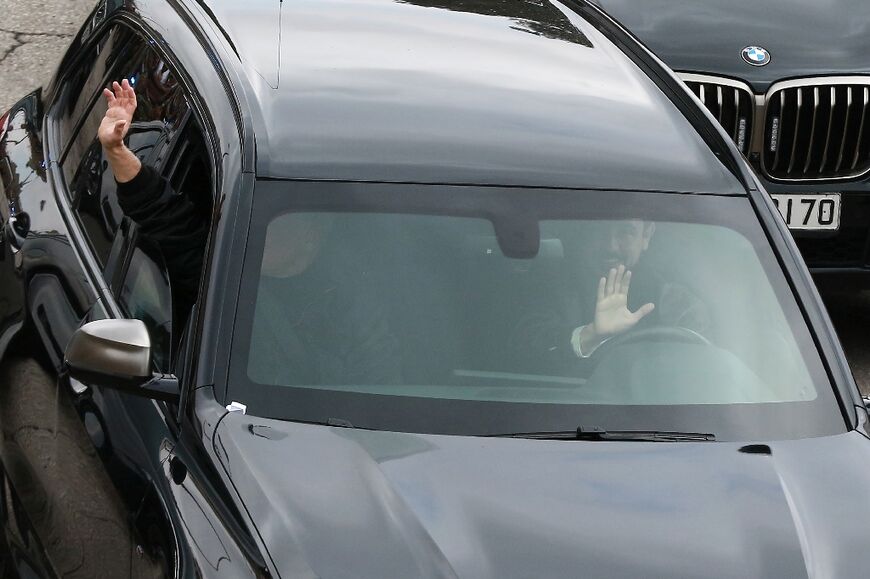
[
  {"left": 166, "top": 119, "right": 213, "bottom": 222},
  {"left": 63, "top": 32, "right": 191, "bottom": 266},
  {"left": 227, "top": 182, "right": 844, "bottom": 441},
  {"left": 118, "top": 242, "right": 173, "bottom": 372},
  {"left": 57, "top": 24, "right": 137, "bottom": 162}
]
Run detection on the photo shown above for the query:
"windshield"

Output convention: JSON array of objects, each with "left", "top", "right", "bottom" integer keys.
[{"left": 227, "top": 182, "right": 843, "bottom": 440}]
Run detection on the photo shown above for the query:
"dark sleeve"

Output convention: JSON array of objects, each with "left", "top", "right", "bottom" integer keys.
[
  {"left": 116, "top": 165, "right": 208, "bottom": 307},
  {"left": 313, "top": 280, "right": 403, "bottom": 385},
  {"left": 508, "top": 307, "right": 580, "bottom": 372},
  {"left": 339, "top": 296, "right": 403, "bottom": 385}
]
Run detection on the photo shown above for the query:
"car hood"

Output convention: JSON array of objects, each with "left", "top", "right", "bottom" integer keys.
[
  {"left": 215, "top": 413, "right": 870, "bottom": 578},
  {"left": 591, "top": 0, "right": 870, "bottom": 92}
]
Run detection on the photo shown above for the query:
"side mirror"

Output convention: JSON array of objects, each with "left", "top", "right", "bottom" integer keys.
[{"left": 64, "top": 319, "right": 180, "bottom": 402}]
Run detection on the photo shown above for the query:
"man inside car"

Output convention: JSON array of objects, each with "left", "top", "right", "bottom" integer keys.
[
  {"left": 99, "top": 79, "right": 206, "bottom": 320},
  {"left": 513, "top": 218, "right": 709, "bottom": 368}
]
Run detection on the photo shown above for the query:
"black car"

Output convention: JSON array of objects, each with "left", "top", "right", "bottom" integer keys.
[
  {"left": 591, "top": 0, "right": 870, "bottom": 280},
  {"left": 0, "top": 0, "right": 866, "bottom": 577}
]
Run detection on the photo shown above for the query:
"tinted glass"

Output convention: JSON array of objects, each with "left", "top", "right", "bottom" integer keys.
[
  {"left": 64, "top": 32, "right": 190, "bottom": 265},
  {"left": 227, "top": 183, "right": 844, "bottom": 441},
  {"left": 68, "top": 140, "right": 116, "bottom": 263},
  {"left": 119, "top": 244, "right": 172, "bottom": 371},
  {"left": 58, "top": 24, "right": 137, "bottom": 164},
  {"left": 166, "top": 120, "right": 212, "bottom": 221},
  {"left": 119, "top": 48, "right": 189, "bottom": 169}
]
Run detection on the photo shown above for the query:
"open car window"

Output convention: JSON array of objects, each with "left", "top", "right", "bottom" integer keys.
[
  {"left": 62, "top": 26, "right": 191, "bottom": 266},
  {"left": 227, "top": 183, "right": 843, "bottom": 441}
]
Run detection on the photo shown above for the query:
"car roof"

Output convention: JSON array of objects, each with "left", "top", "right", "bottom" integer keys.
[{"left": 199, "top": 0, "right": 745, "bottom": 193}]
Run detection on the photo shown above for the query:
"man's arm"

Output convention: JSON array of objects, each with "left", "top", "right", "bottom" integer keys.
[{"left": 98, "top": 79, "right": 208, "bottom": 309}]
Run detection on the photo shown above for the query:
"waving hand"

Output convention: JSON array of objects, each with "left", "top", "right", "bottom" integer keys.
[{"left": 98, "top": 79, "right": 137, "bottom": 150}]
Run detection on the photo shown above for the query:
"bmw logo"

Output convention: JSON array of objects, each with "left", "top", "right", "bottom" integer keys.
[{"left": 742, "top": 46, "right": 771, "bottom": 67}]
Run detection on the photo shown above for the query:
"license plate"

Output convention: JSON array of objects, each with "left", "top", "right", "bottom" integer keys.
[{"left": 770, "top": 193, "right": 841, "bottom": 230}]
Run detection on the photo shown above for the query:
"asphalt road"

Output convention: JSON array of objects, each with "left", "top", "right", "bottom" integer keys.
[
  {"left": 0, "top": 0, "right": 94, "bottom": 113},
  {"left": 2, "top": 0, "right": 870, "bottom": 396}
]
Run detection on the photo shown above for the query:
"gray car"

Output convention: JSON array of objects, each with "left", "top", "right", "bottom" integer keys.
[{"left": 0, "top": 0, "right": 865, "bottom": 577}]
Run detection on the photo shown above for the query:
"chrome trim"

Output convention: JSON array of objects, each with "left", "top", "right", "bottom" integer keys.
[
  {"left": 818, "top": 86, "right": 836, "bottom": 173},
  {"left": 764, "top": 76, "right": 870, "bottom": 182},
  {"left": 803, "top": 87, "right": 820, "bottom": 175},
  {"left": 66, "top": 319, "right": 152, "bottom": 379},
  {"left": 853, "top": 87, "right": 869, "bottom": 171},
  {"left": 751, "top": 94, "right": 766, "bottom": 154},
  {"left": 835, "top": 86, "right": 852, "bottom": 172},
  {"left": 787, "top": 88, "right": 803, "bottom": 175},
  {"left": 678, "top": 73, "right": 755, "bottom": 154},
  {"left": 732, "top": 87, "right": 740, "bottom": 141},
  {"left": 763, "top": 75, "right": 870, "bottom": 98},
  {"left": 679, "top": 73, "right": 755, "bottom": 94},
  {"left": 680, "top": 73, "right": 870, "bottom": 182}
]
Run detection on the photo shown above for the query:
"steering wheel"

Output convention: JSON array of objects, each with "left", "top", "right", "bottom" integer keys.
[{"left": 593, "top": 325, "right": 711, "bottom": 360}]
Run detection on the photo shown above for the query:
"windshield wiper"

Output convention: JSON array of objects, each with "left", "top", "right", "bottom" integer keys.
[{"left": 489, "top": 426, "right": 715, "bottom": 442}]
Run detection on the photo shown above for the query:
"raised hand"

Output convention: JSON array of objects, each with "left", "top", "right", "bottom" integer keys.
[
  {"left": 98, "top": 79, "right": 137, "bottom": 150},
  {"left": 591, "top": 265, "right": 654, "bottom": 338}
]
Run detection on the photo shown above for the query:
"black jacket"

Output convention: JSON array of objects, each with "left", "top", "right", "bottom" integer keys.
[
  {"left": 510, "top": 263, "right": 710, "bottom": 374},
  {"left": 116, "top": 165, "right": 208, "bottom": 313},
  {"left": 248, "top": 270, "right": 403, "bottom": 386}
]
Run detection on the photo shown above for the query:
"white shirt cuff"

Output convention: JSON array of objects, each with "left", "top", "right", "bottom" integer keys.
[{"left": 571, "top": 325, "right": 609, "bottom": 358}]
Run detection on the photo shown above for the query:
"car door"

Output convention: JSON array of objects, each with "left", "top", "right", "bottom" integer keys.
[{"left": 1, "top": 16, "right": 213, "bottom": 577}]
